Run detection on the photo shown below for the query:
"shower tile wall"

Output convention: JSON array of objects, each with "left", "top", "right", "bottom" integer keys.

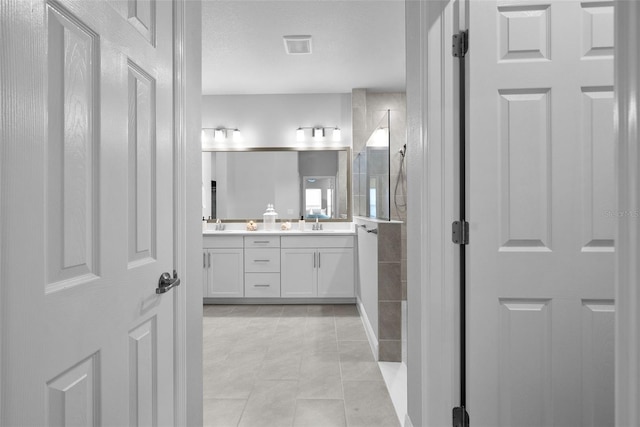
[
  {"left": 352, "top": 89, "right": 407, "bottom": 363},
  {"left": 377, "top": 222, "right": 402, "bottom": 361}
]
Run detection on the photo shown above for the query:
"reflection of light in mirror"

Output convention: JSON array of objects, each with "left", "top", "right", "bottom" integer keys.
[
  {"left": 214, "top": 129, "right": 225, "bottom": 142},
  {"left": 366, "top": 128, "right": 389, "bottom": 147},
  {"left": 233, "top": 129, "right": 243, "bottom": 142},
  {"left": 296, "top": 128, "right": 305, "bottom": 142},
  {"left": 332, "top": 128, "right": 341, "bottom": 142},
  {"left": 201, "top": 130, "right": 207, "bottom": 146}
]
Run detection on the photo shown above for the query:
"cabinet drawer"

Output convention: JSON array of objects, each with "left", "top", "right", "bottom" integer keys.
[
  {"left": 203, "top": 235, "right": 243, "bottom": 249},
  {"left": 244, "top": 236, "right": 280, "bottom": 248},
  {"left": 281, "top": 235, "right": 354, "bottom": 249},
  {"left": 244, "top": 248, "right": 281, "bottom": 272},
  {"left": 245, "top": 273, "right": 280, "bottom": 297}
]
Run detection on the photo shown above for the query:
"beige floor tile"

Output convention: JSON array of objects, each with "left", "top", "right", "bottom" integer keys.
[
  {"left": 282, "top": 304, "right": 311, "bottom": 317},
  {"left": 332, "top": 304, "right": 359, "bottom": 317},
  {"left": 335, "top": 317, "right": 368, "bottom": 341},
  {"left": 297, "top": 353, "right": 343, "bottom": 399},
  {"left": 339, "top": 341, "right": 383, "bottom": 381},
  {"left": 293, "top": 399, "right": 347, "bottom": 427},
  {"left": 203, "top": 398, "right": 247, "bottom": 427},
  {"left": 307, "top": 304, "right": 335, "bottom": 316},
  {"left": 343, "top": 381, "right": 400, "bottom": 427},
  {"left": 258, "top": 350, "right": 303, "bottom": 380},
  {"left": 202, "top": 304, "right": 400, "bottom": 426},
  {"left": 238, "top": 380, "right": 297, "bottom": 427}
]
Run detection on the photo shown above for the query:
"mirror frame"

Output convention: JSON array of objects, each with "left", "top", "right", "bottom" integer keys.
[{"left": 202, "top": 146, "right": 352, "bottom": 222}]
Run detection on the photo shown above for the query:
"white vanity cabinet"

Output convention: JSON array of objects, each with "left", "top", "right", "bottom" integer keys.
[
  {"left": 243, "top": 236, "right": 280, "bottom": 297},
  {"left": 203, "top": 236, "right": 244, "bottom": 298},
  {"left": 281, "top": 236, "right": 355, "bottom": 298}
]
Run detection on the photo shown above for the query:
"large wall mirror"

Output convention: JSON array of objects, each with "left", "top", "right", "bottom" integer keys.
[{"left": 202, "top": 147, "right": 352, "bottom": 222}]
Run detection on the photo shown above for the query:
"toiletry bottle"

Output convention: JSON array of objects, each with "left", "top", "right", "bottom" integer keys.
[{"left": 298, "top": 215, "right": 305, "bottom": 231}]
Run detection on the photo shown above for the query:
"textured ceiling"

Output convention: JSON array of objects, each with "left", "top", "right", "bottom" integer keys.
[{"left": 202, "top": 0, "right": 406, "bottom": 95}]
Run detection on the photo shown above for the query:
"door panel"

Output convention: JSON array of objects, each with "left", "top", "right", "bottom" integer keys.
[
  {"left": 468, "top": 1, "right": 615, "bottom": 426},
  {"left": 1, "top": 0, "right": 175, "bottom": 424}
]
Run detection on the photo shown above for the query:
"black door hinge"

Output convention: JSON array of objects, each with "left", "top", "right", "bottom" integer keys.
[
  {"left": 452, "top": 30, "right": 469, "bottom": 58},
  {"left": 452, "top": 221, "right": 469, "bottom": 245},
  {"left": 453, "top": 406, "right": 470, "bottom": 427}
]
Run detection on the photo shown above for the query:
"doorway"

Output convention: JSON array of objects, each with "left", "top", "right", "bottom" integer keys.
[{"left": 200, "top": 1, "right": 407, "bottom": 425}]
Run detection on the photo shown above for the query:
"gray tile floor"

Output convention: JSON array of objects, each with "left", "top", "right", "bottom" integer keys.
[{"left": 203, "top": 304, "right": 401, "bottom": 427}]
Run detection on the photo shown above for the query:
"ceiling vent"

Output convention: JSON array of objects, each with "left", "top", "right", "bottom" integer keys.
[{"left": 283, "top": 35, "right": 312, "bottom": 55}]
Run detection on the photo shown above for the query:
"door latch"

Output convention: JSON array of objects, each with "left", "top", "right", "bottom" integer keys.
[{"left": 156, "top": 270, "right": 181, "bottom": 294}]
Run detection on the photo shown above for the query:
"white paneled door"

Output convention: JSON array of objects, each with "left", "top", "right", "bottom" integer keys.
[
  {"left": 1, "top": 0, "right": 176, "bottom": 424},
  {"left": 467, "top": 0, "right": 614, "bottom": 426}
]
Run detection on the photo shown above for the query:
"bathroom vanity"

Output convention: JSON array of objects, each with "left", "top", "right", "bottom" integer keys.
[{"left": 202, "top": 229, "right": 356, "bottom": 303}]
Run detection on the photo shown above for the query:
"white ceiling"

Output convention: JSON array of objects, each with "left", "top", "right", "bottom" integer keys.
[{"left": 202, "top": 0, "right": 406, "bottom": 95}]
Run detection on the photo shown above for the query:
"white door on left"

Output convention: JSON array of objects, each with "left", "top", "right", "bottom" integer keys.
[{"left": 1, "top": 0, "right": 177, "bottom": 424}]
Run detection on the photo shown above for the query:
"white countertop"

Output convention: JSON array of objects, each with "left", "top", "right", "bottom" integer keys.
[{"left": 203, "top": 226, "right": 355, "bottom": 236}]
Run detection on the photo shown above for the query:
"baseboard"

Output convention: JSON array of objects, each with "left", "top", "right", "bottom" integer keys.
[{"left": 356, "top": 297, "right": 379, "bottom": 359}]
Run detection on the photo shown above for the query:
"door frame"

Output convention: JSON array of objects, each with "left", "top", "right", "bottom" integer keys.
[
  {"left": 614, "top": 2, "right": 640, "bottom": 425},
  {"left": 405, "top": 0, "right": 639, "bottom": 426},
  {"left": 173, "top": 0, "right": 203, "bottom": 425}
]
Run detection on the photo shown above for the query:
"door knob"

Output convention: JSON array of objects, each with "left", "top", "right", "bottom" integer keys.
[{"left": 156, "top": 270, "right": 181, "bottom": 294}]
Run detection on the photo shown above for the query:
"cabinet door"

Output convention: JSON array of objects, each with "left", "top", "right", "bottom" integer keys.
[
  {"left": 281, "top": 249, "right": 317, "bottom": 297},
  {"left": 317, "top": 248, "right": 355, "bottom": 297},
  {"left": 207, "top": 248, "right": 244, "bottom": 297}
]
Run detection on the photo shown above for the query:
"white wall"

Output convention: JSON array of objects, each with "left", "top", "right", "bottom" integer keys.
[
  {"left": 224, "top": 151, "right": 300, "bottom": 219},
  {"left": 202, "top": 94, "right": 352, "bottom": 149}
]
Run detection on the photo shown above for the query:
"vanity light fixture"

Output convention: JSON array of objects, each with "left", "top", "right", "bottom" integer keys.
[
  {"left": 332, "top": 127, "right": 341, "bottom": 142},
  {"left": 202, "top": 127, "right": 242, "bottom": 143},
  {"left": 313, "top": 127, "right": 324, "bottom": 141},
  {"left": 296, "top": 128, "right": 305, "bottom": 142},
  {"left": 295, "top": 126, "right": 341, "bottom": 142}
]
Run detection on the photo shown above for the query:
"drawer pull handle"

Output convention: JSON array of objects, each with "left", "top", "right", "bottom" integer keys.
[
  {"left": 254, "top": 259, "right": 270, "bottom": 262},
  {"left": 254, "top": 284, "right": 270, "bottom": 287},
  {"left": 254, "top": 240, "right": 270, "bottom": 243}
]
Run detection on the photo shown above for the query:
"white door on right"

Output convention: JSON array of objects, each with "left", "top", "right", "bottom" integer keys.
[{"left": 467, "top": 1, "right": 615, "bottom": 426}]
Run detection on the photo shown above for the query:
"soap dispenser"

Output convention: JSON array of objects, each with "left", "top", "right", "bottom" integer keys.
[{"left": 263, "top": 204, "right": 278, "bottom": 231}]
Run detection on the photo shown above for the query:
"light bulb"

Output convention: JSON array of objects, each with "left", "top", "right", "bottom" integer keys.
[
  {"left": 313, "top": 128, "right": 324, "bottom": 141},
  {"left": 296, "top": 128, "right": 305, "bottom": 142},
  {"left": 214, "top": 129, "right": 225, "bottom": 142},
  {"left": 332, "top": 128, "right": 341, "bottom": 142},
  {"left": 201, "top": 129, "right": 207, "bottom": 146},
  {"left": 233, "top": 129, "right": 243, "bottom": 142}
]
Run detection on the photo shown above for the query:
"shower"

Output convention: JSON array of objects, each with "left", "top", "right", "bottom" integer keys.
[{"left": 394, "top": 143, "right": 407, "bottom": 214}]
